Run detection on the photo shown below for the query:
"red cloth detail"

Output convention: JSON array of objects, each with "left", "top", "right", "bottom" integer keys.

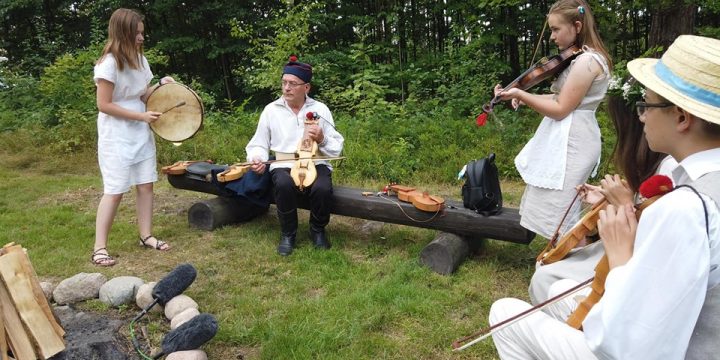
[
  {"left": 476, "top": 112, "right": 487, "bottom": 127},
  {"left": 639, "top": 175, "right": 673, "bottom": 199},
  {"left": 289, "top": 55, "right": 298, "bottom": 62}
]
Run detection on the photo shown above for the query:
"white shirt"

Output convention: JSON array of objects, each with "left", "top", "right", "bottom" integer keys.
[
  {"left": 93, "top": 54, "right": 155, "bottom": 166},
  {"left": 246, "top": 96, "right": 344, "bottom": 171},
  {"left": 584, "top": 148, "right": 720, "bottom": 359}
]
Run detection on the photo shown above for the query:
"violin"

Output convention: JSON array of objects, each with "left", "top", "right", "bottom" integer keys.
[
  {"left": 161, "top": 160, "right": 212, "bottom": 175},
  {"left": 566, "top": 191, "right": 667, "bottom": 329},
  {"left": 389, "top": 184, "right": 445, "bottom": 212},
  {"left": 291, "top": 112, "right": 320, "bottom": 190},
  {"left": 482, "top": 45, "right": 584, "bottom": 114},
  {"left": 215, "top": 155, "right": 346, "bottom": 183},
  {"left": 536, "top": 198, "right": 607, "bottom": 265}
]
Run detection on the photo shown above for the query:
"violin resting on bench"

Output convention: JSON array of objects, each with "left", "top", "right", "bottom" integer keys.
[
  {"left": 161, "top": 160, "right": 213, "bottom": 175},
  {"left": 216, "top": 164, "right": 250, "bottom": 183},
  {"left": 389, "top": 184, "right": 445, "bottom": 212}
]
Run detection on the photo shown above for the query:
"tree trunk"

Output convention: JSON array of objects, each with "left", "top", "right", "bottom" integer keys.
[{"left": 648, "top": 3, "right": 697, "bottom": 51}]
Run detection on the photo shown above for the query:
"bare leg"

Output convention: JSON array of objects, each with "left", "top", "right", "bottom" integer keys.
[
  {"left": 136, "top": 182, "right": 169, "bottom": 250},
  {"left": 95, "top": 193, "right": 123, "bottom": 250}
]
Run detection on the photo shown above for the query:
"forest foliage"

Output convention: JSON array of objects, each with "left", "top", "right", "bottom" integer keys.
[{"left": 1, "top": 0, "right": 719, "bottom": 184}]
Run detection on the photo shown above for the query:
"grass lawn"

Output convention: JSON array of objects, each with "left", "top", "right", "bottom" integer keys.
[{"left": 0, "top": 136, "right": 545, "bottom": 359}]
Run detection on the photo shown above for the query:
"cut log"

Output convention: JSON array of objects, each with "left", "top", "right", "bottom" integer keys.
[
  {"left": 1, "top": 293, "right": 8, "bottom": 360},
  {"left": 188, "top": 197, "right": 268, "bottom": 231},
  {"left": 0, "top": 281, "right": 35, "bottom": 360},
  {"left": 3, "top": 245, "right": 64, "bottom": 338},
  {"left": 168, "top": 174, "right": 535, "bottom": 244},
  {"left": 419, "top": 232, "right": 486, "bottom": 275},
  {"left": 0, "top": 251, "right": 65, "bottom": 359}
]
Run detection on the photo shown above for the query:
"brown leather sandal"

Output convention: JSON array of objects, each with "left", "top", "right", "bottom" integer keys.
[
  {"left": 91, "top": 248, "right": 116, "bottom": 267},
  {"left": 139, "top": 235, "right": 170, "bottom": 251}
]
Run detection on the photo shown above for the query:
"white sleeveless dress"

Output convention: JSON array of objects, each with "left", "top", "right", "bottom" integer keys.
[{"left": 515, "top": 47, "right": 610, "bottom": 239}]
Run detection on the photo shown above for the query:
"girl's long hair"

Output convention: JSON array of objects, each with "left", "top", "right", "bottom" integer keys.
[
  {"left": 549, "top": 0, "right": 613, "bottom": 71},
  {"left": 607, "top": 95, "right": 663, "bottom": 191},
  {"left": 97, "top": 8, "right": 144, "bottom": 71}
]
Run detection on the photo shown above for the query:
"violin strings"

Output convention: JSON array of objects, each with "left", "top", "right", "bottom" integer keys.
[{"left": 377, "top": 194, "right": 442, "bottom": 223}]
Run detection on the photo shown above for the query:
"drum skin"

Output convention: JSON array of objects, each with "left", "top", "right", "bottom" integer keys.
[{"left": 147, "top": 83, "right": 204, "bottom": 142}]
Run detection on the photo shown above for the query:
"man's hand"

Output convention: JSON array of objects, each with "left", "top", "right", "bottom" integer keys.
[
  {"left": 250, "top": 158, "right": 266, "bottom": 175},
  {"left": 307, "top": 124, "right": 324, "bottom": 144}
]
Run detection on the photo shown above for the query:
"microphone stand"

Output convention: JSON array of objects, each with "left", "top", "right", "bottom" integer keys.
[{"left": 130, "top": 298, "right": 162, "bottom": 360}]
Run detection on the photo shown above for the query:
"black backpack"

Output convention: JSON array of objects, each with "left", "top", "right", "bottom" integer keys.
[{"left": 462, "top": 153, "right": 502, "bottom": 216}]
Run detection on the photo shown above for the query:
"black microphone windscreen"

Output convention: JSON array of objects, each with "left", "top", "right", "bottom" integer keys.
[
  {"left": 152, "top": 263, "right": 197, "bottom": 306},
  {"left": 161, "top": 313, "right": 218, "bottom": 354}
]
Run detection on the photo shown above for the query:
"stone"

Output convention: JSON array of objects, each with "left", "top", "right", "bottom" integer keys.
[
  {"left": 170, "top": 307, "right": 200, "bottom": 330},
  {"left": 164, "top": 294, "right": 198, "bottom": 320},
  {"left": 359, "top": 220, "right": 384, "bottom": 236},
  {"left": 99, "top": 276, "right": 145, "bottom": 307},
  {"left": 53, "top": 273, "right": 107, "bottom": 305},
  {"left": 40, "top": 281, "right": 55, "bottom": 302},
  {"left": 135, "top": 282, "right": 163, "bottom": 313}
]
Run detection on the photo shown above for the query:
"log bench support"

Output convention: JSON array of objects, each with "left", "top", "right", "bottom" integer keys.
[{"left": 168, "top": 174, "right": 534, "bottom": 274}]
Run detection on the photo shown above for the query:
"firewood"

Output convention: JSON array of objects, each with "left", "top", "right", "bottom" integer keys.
[{"left": 0, "top": 251, "right": 64, "bottom": 359}]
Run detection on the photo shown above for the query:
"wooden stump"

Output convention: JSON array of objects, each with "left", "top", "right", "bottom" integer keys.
[
  {"left": 419, "top": 232, "right": 486, "bottom": 275},
  {"left": 188, "top": 197, "right": 268, "bottom": 231}
]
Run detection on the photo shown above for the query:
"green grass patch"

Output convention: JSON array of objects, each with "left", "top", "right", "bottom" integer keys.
[{"left": 1, "top": 127, "right": 548, "bottom": 359}]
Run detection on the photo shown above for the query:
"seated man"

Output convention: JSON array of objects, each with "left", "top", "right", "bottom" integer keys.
[
  {"left": 489, "top": 35, "right": 720, "bottom": 359},
  {"left": 246, "top": 56, "right": 344, "bottom": 256}
]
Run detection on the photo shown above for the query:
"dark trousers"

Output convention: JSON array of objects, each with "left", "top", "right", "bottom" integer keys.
[{"left": 271, "top": 165, "right": 333, "bottom": 229}]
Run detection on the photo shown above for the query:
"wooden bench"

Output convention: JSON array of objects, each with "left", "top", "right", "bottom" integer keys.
[{"left": 167, "top": 174, "right": 535, "bottom": 274}]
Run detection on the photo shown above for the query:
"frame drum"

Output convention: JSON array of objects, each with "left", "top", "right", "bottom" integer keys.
[{"left": 147, "top": 83, "right": 204, "bottom": 142}]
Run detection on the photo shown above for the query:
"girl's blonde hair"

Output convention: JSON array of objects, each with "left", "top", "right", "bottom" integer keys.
[
  {"left": 549, "top": 0, "right": 612, "bottom": 71},
  {"left": 98, "top": 8, "right": 144, "bottom": 71}
]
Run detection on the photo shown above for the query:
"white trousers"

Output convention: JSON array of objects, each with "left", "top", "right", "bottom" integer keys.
[{"left": 489, "top": 280, "right": 598, "bottom": 360}]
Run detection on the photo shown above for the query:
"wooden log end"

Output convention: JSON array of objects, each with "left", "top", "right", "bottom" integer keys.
[{"left": 419, "top": 232, "right": 471, "bottom": 275}]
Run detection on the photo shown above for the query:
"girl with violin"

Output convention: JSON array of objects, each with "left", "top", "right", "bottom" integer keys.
[
  {"left": 486, "top": 35, "right": 720, "bottom": 360},
  {"left": 493, "top": 0, "right": 612, "bottom": 241},
  {"left": 92, "top": 9, "right": 175, "bottom": 266}
]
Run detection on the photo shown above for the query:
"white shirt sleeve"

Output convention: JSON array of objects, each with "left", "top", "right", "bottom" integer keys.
[
  {"left": 583, "top": 189, "right": 711, "bottom": 359},
  {"left": 246, "top": 108, "right": 271, "bottom": 162},
  {"left": 94, "top": 55, "right": 117, "bottom": 85},
  {"left": 316, "top": 105, "right": 344, "bottom": 158}
]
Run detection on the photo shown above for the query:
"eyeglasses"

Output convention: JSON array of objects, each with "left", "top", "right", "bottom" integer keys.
[
  {"left": 635, "top": 101, "right": 674, "bottom": 117},
  {"left": 281, "top": 81, "right": 307, "bottom": 89}
]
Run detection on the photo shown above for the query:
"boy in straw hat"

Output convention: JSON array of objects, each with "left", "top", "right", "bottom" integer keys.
[{"left": 486, "top": 35, "right": 720, "bottom": 359}]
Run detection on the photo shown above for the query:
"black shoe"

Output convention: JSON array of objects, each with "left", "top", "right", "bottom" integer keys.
[
  {"left": 310, "top": 227, "right": 331, "bottom": 249},
  {"left": 278, "top": 234, "right": 296, "bottom": 256},
  {"left": 277, "top": 209, "right": 298, "bottom": 256}
]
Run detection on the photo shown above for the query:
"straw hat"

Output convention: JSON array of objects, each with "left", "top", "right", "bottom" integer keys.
[{"left": 627, "top": 35, "right": 720, "bottom": 124}]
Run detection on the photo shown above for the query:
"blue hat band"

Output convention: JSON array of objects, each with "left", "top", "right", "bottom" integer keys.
[{"left": 655, "top": 60, "right": 720, "bottom": 108}]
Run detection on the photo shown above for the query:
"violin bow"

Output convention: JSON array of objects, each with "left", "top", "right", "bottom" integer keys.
[
  {"left": 548, "top": 189, "right": 583, "bottom": 248},
  {"left": 451, "top": 277, "right": 593, "bottom": 351},
  {"left": 231, "top": 156, "right": 346, "bottom": 167}
]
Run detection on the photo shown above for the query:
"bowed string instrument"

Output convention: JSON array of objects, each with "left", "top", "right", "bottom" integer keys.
[
  {"left": 476, "top": 16, "right": 584, "bottom": 124},
  {"left": 291, "top": 111, "right": 322, "bottom": 190},
  {"left": 452, "top": 175, "right": 674, "bottom": 351}
]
